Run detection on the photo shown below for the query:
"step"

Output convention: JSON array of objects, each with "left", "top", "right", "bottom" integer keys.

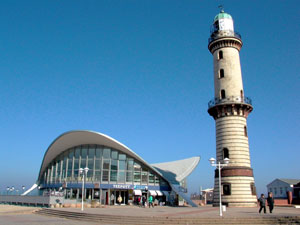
[{"left": 35, "top": 209, "right": 300, "bottom": 225}]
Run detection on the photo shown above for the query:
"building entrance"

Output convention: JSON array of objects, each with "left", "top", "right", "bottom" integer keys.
[{"left": 111, "top": 190, "right": 128, "bottom": 205}]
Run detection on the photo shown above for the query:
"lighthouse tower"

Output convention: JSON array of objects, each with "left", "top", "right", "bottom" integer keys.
[{"left": 207, "top": 10, "right": 257, "bottom": 207}]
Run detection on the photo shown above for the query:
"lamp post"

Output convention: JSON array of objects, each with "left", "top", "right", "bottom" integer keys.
[
  {"left": 79, "top": 167, "right": 89, "bottom": 211},
  {"left": 10, "top": 186, "right": 15, "bottom": 195},
  {"left": 209, "top": 157, "right": 230, "bottom": 217}
]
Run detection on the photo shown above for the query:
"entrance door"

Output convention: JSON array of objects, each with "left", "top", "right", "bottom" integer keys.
[{"left": 114, "top": 190, "right": 128, "bottom": 205}]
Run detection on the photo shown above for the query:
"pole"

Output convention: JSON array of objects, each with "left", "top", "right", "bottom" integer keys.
[
  {"left": 81, "top": 173, "right": 84, "bottom": 211},
  {"left": 218, "top": 162, "right": 222, "bottom": 217}
]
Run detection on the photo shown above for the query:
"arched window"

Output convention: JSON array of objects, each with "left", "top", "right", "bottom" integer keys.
[
  {"left": 218, "top": 50, "right": 223, "bottom": 59},
  {"left": 219, "top": 69, "right": 224, "bottom": 78},
  {"left": 240, "top": 90, "right": 244, "bottom": 99},
  {"left": 244, "top": 126, "right": 248, "bottom": 137},
  {"left": 221, "top": 89, "right": 226, "bottom": 99},
  {"left": 223, "top": 148, "right": 229, "bottom": 159}
]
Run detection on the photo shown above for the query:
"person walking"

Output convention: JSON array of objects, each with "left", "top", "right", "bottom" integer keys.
[
  {"left": 117, "top": 195, "right": 122, "bottom": 205},
  {"left": 148, "top": 195, "right": 154, "bottom": 208},
  {"left": 267, "top": 192, "right": 274, "bottom": 213},
  {"left": 258, "top": 194, "right": 266, "bottom": 214},
  {"left": 142, "top": 195, "right": 146, "bottom": 207}
]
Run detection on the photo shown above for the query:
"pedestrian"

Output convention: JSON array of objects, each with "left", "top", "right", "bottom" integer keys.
[
  {"left": 258, "top": 194, "right": 266, "bottom": 214},
  {"left": 117, "top": 195, "right": 122, "bottom": 205},
  {"left": 137, "top": 196, "right": 141, "bottom": 207},
  {"left": 267, "top": 192, "right": 274, "bottom": 213},
  {"left": 148, "top": 195, "right": 154, "bottom": 208}
]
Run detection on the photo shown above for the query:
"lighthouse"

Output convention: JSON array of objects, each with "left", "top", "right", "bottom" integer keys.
[{"left": 207, "top": 10, "right": 257, "bottom": 207}]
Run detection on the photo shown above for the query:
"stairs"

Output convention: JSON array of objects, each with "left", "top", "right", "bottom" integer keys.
[
  {"left": 35, "top": 208, "right": 300, "bottom": 224},
  {"left": 170, "top": 184, "right": 198, "bottom": 207}
]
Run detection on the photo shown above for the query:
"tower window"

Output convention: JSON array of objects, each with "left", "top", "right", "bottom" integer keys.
[
  {"left": 251, "top": 183, "right": 256, "bottom": 195},
  {"left": 221, "top": 89, "right": 226, "bottom": 99},
  {"left": 244, "top": 126, "right": 248, "bottom": 137},
  {"left": 222, "top": 183, "right": 231, "bottom": 195},
  {"left": 240, "top": 90, "right": 244, "bottom": 99},
  {"left": 223, "top": 148, "right": 229, "bottom": 159},
  {"left": 219, "top": 69, "right": 224, "bottom": 78},
  {"left": 218, "top": 50, "right": 223, "bottom": 59}
]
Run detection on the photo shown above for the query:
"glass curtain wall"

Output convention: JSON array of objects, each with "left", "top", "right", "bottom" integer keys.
[{"left": 42, "top": 145, "right": 164, "bottom": 187}]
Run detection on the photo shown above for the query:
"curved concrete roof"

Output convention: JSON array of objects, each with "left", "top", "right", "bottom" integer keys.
[
  {"left": 152, "top": 157, "right": 200, "bottom": 184},
  {"left": 38, "top": 130, "right": 164, "bottom": 181},
  {"left": 38, "top": 130, "right": 200, "bottom": 185}
]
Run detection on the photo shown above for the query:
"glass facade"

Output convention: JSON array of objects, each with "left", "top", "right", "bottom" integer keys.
[{"left": 41, "top": 144, "right": 165, "bottom": 187}]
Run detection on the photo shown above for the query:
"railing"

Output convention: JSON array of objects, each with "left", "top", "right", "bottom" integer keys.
[
  {"left": 208, "top": 96, "right": 252, "bottom": 108},
  {"left": 208, "top": 31, "right": 242, "bottom": 44}
]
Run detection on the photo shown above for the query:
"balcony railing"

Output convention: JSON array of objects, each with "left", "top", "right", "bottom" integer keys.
[
  {"left": 208, "top": 31, "right": 242, "bottom": 44},
  {"left": 208, "top": 96, "right": 252, "bottom": 108}
]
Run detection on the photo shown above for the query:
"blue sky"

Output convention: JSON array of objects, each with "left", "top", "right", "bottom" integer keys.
[{"left": 0, "top": 0, "right": 299, "bottom": 196}]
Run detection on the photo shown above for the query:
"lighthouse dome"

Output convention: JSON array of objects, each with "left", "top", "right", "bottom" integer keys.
[
  {"left": 214, "top": 11, "right": 232, "bottom": 23},
  {"left": 210, "top": 10, "right": 234, "bottom": 34}
]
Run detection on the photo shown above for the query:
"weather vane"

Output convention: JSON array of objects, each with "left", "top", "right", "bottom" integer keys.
[{"left": 218, "top": 5, "right": 224, "bottom": 13}]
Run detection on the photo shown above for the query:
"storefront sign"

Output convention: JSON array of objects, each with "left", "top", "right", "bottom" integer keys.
[{"left": 112, "top": 184, "right": 132, "bottom": 189}]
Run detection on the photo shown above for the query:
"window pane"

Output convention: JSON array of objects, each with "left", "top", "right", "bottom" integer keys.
[
  {"left": 74, "top": 159, "right": 79, "bottom": 170},
  {"left": 110, "top": 170, "right": 117, "bottom": 182},
  {"left": 111, "top": 159, "right": 118, "bottom": 170},
  {"left": 134, "top": 171, "right": 141, "bottom": 183},
  {"left": 95, "top": 171, "right": 101, "bottom": 181},
  {"left": 155, "top": 176, "right": 159, "bottom": 184},
  {"left": 68, "top": 150, "right": 74, "bottom": 159},
  {"left": 119, "top": 160, "right": 126, "bottom": 170},
  {"left": 96, "top": 147, "right": 102, "bottom": 158},
  {"left": 111, "top": 151, "right": 118, "bottom": 160},
  {"left": 81, "top": 147, "right": 88, "bottom": 159},
  {"left": 118, "top": 171, "right": 125, "bottom": 183},
  {"left": 88, "top": 146, "right": 95, "bottom": 159},
  {"left": 102, "top": 170, "right": 109, "bottom": 182},
  {"left": 126, "top": 171, "right": 133, "bottom": 182},
  {"left": 141, "top": 169, "right": 148, "bottom": 183},
  {"left": 127, "top": 159, "right": 134, "bottom": 170},
  {"left": 95, "top": 159, "right": 101, "bottom": 170},
  {"left": 103, "top": 148, "right": 111, "bottom": 158},
  {"left": 88, "top": 159, "right": 94, "bottom": 169},
  {"left": 149, "top": 172, "right": 155, "bottom": 183},
  {"left": 75, "top": 147, "right": 81, "bottom": 159},
  {"left": 119, "top": 154, "right": 126, "bottom": 160},
  {"left": 103, "top": 159, "right": 110, "bottom": 170}
]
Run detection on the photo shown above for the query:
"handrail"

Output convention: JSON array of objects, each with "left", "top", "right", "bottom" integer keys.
[
  {"left": 209, "top": 31, "right": 242, "bottom": 44},
  {"left": 208, "top": 96, "right": 252, "bottom": 108}
]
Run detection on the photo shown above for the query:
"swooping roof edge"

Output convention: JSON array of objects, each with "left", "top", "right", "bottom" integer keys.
[
  {"left": 38, "top": 130, "right": 164, "bottom": 181},
  {"left": 38, "top": 130, "right": 200, "bottom": 187},
  {"left": 151, "top": 156, "right": 200, "bottom": 184}
]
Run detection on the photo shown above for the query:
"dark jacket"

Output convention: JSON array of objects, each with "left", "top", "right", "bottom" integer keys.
[
  {"left": 267, "top": 196, "right": 274, "bottom": 206},
  {"left": 258, "top": 197, "right": 266, "bottom": 206}
]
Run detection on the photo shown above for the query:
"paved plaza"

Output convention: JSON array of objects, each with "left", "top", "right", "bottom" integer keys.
[{"left": 0, "top": 204, "right": 299, "bottom": 225}]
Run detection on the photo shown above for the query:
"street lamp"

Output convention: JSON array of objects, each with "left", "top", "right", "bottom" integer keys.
[
  {"left": 10, "top": 186, "right": 15, "bottom": 195},
  {"left": 79, "top": 167, "right": 89, "bottom": 211},
  {"left": 209, "top": 157, "right": 230, "bottom": 217}
]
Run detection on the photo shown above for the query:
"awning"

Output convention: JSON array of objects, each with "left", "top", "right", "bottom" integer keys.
[
  {"left": 148, "top": 190, "right": 157, "bottom": 196},
  {"left": 156, "top": 190, "right": 163, "bottom": 196},
  {"left": 133, "top": 190, "right": 142, "bottom": 196}
]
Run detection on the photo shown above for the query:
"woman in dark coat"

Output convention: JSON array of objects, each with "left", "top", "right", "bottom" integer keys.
[{"left": 267, "top": 192, "right": 274, "bottom": 213}]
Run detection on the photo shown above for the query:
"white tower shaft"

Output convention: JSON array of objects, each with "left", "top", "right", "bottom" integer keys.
[{"left": 208, "top": 11, "right": 257, "bottom": 207}]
